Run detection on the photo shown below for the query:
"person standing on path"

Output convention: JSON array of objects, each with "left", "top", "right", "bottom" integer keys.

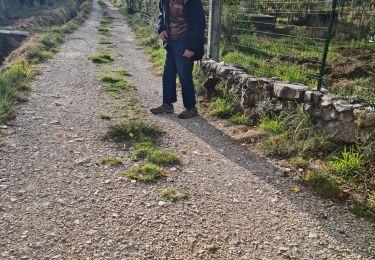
[{"left": 150, "top": 0, "right": 206, "bottom": 119}]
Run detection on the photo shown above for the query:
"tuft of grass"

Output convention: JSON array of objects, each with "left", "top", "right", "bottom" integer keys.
[
  {"left": 100, "top": 156, "right": 123, "bottom": 166},
  {"left": 209, "top": 97, "right": 235, "bottom": 118},
  {"left": 105, "top": 120, "right": 162, "bottom": 144},
  {"left": 125, "top": 163, "right": 166, "bottom": 182},
  {"left": 290, "top": 156, "right": 309, "bottom": 169},
  {"left": 28, "top": 32, "right": 64, "bottom": 64},
  {"left": 161, "top": 188, "right": 189, "bottom": 202},
  {"left": 0, "top": 61, "right": 32, "bottom": 124},
  {"left": 328, "top": 145, "right": 367, "bottom": 179},
  {"left": 88, "top": 51, "right": 115, "bottom": 64},
  {"left": 304, "top": 171, "right": 341, "bottom": 199},
  {"left": 100, "top": 73, "right": 136, "bottom": 92},
  {"left": 260, "top": 116, "right": 284, "bottom": 134},
  {"left": 99, "top": 114, "right": 112, "bottom": 120},
  {"left": 230, "top": 113, "right": 253, "bottom": 126},
  {"left": 132, "top": 144, "right": 181, "bottom": 166},
  {"left": 99, "top": 39, "right": 113, "bottom": 45}
]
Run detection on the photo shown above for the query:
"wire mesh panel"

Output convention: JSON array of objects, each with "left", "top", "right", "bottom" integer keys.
[{"left": 220, "top": 0, "right": 336, "bottom": 87}]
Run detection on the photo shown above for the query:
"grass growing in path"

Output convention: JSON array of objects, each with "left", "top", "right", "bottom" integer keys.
[
  {"left": 100, "top": 70, "right": 136, "bottom": 92},
  {"left": 105, "top": 120, "right": 162, "bottom": 144},
  {"left": 99, "top": 114, "right": 112, "bottom": 120},
  {"left": 100, "top": 156, "right": 123, "bottom": 166},
  {"left": 88, "top": 51, "right": 115, "bottom": 64},
  {"left": 132, "top": 144, "right": 180, "bottom": 166},
  {"left": 161, "top": 188, "right": 188, "bottom": 202},
  {"left": 125, "top": 163, "right": 166, "bottom": 182}
]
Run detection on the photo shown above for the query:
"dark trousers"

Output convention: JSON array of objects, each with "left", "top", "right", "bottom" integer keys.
[{"left": 162, "top": 37, "right": 196, "bottom": 109}]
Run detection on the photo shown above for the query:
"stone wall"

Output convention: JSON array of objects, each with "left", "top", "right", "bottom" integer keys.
[{"left": 201, "top": 59, "right": 375, "bottom": 145}]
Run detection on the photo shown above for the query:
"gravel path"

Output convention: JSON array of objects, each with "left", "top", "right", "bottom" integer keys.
[{"left": 1, "top": 0, "right": 374, "bottom": 259}]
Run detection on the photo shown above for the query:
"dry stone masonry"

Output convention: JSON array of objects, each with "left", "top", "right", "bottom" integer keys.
[{"left": 201, "top": 59, "right": 375, "bottom": 145}]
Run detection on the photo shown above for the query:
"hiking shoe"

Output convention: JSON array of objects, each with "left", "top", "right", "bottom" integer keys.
[
  {"left": 150, "top": 103, "right": 174, "bottom": 114},
  {"left": 178, "top": 107, "right": 198, "bottom": 119}
]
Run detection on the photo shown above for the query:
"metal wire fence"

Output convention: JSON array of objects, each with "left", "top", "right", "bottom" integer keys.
[{"left": 120, "top": 0, "right": 375, "bottom": 90}]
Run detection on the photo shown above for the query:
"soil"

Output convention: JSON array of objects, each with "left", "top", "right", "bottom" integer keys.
[{"left": 0, "top": 0, "right": 374, "bottom": 259}]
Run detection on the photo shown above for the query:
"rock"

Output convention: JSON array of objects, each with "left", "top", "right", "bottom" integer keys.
[
  {"left": 50, "top": 121, "right": 61, "bottom": 125},
  {"left": 75, "top": 158, "right": 91, "bottom": 165},
  {"left": 334, "top": 100, "right": 353, "bottom": 112},
  {"left": 322, "top": 107, "right": 338, "bottom": 121},
  {"left": 130, "top": 180, "right": 137, "bottom": 184},
  {"left": 104, "top": 179, "right": 111, "bottom": 184},
  {"left": 320, "top": 95, "right": 334, "bottom": 107},
  {"left": 338, "top": 110, "right": 354, "bottom": 123},
  {"left": 158, "top": 201, "right": 166, "bottom": 206},
  {"left": 354, "top": 109, "right": 375, "bottom": 128},
  {"left": 273, "top": 83, "right": 308, "bottom": 101},
  {"left": 0, "top": 184, "right": 8, "bottom": 191},
  {"left": 325, "top": 121, "right": 358, "bottom": 143}
]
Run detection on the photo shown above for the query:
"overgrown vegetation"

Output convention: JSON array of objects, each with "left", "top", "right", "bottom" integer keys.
[{"left": 0, "top": 0, "right": 92, "bottom": 126}]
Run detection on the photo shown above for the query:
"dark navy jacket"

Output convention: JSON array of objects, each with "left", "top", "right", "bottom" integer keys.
[{"left": 157, "top": 0, "right": 206, "bottom": 61}]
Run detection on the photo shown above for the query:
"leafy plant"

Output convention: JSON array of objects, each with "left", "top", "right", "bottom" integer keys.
[
  {"left": 260, "top": 116, "right": 284, "bottom": 133},
  {"left": 209, "top": 97, "right": 235, "bottom": 118},
  {"left": 125, "top": 164, "right": 166, "bottom": 182},
  {"left": 328, "top": 145, "right": 367, "bottom": 178}
]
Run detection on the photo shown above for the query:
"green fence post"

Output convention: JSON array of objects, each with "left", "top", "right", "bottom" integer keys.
[{"left": 317, "top": 0, "right": 338, "bottom": 91}]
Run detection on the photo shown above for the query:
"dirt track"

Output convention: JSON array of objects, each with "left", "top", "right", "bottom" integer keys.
[{"left": 0, "top": 1, "right": 374, "bottom": 259}]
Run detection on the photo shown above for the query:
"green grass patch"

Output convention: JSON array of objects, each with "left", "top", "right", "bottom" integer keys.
[
  {"left": 161, "top": 188, "right": 188, "bottom": 202},
  {"left": 100, "top": 156, "right": 123, "bottom": 166},
  {"left": 105, "top": 120, "right": 162, "bottom": 144},
  {"left": 99, "top": 114, "right": 112, "bottom": 120},
  {"left": 99, "top": 39, "right": 113, "bottom": 45},
  {"left": 290, "top": 156, "right": 309, "bottom": 169},
  {"left": 304, "top": 171, "right": 341, "bottom": 199},
  {"left": 230, "top": 113, "right": 253, "bottom": 126},
  {"left": 259, "top": 116, "right": 284, "bottom": 134},
  {"left": 208, "top": 97, "right": 236, "bottom": 118},
  {"left": 100, "top": 71, "right": 136, "bottom": 92},
  {"left": 132, "top": 144, "right": 180, "bottom": 166},
  {"left": 88, "top": 51, "right": 115, "bottom": 64},
  {"left": 0, "top": 61, "right": 32, "bottom": 124},
  {"left": 125, "top": 163, "right": 166, "bottom": 182}
]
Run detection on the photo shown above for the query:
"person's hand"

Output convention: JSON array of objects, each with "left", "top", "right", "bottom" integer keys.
[
  {"left": 183, "top": 49, "right": 194, "bottom": 58},
  {"left": 159, "top": 31, "right": 168, "bottom": 41}
]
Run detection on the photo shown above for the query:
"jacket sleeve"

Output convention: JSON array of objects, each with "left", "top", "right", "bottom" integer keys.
[
  {"left": 186, "top": 0, "right": 205, "bottom": 53},
  {"left": 157, "top": 1, "right": 166, "bottom": 35}
]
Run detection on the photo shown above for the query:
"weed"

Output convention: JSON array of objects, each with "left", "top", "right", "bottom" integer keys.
[
  {"left": 99, "top": 114, "right": 112, "bottom": 120},
  {"left": 88, "top": 51, "right": 115, "bottom": 64},
  {"left": 328, "top": 145, "right": 367, "bottom": 179},
  {"left": 260, "top": 116, "right": 284, "bottom": 134},
  {"left": 132, "top": 144, "right": 180, "bottom": 166},
  {"left": 161, "top": 188, "right": 189, "bottom": 202},
  {"left": 125, "top": 163, "right": 166, "bottom": 182},
  {"left": 230, "top": 113, "right": 253, "bottom": 126},
  {"left": 304, "top": 171, "right": 341, "bottom": 199},
  {"left": 209, "top": 97, "right": 235, "bottom": 118},
  {"left": 100, "top": 73, "right": 136, "bottom": 92},
  {"left": 100, "top": 156, "right": 123, "bottom": 166},
  {"left": 0, "top": 61, "right": 31, "bottom": 124},
  {"left": 99, "top": 39, "right": 113, "bottom": 45},
  {"left": 290, "top": 156, "right": 309, "bottom": 169},
  {"left": 105, "top": 120, "right": 162, "bottom": 144}
]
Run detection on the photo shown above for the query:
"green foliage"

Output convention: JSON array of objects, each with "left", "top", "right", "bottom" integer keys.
[
  {"left": 161, "top": 188, "right": 188, "bottom": 202},
  {"left": 290, "top": 156, "right": 309, "bottom": 169},
  {"left": 328, "top": 145, "right": 367, "bottom": 179},
  {"left": 105, "top": 120, "right": 162, "bottom": 144},
  {"left": 125, "top": 163, "right": 165, "bottom": 182},
  {"left": 230, "top": 113, "right": 253, "bottom": 126},
  {"left": 132, "top": 144, "right": 180, "bottom": 166},
  {"left": 100, "top": 71, "right": 136, "bottom": 92},
  {"left": 99, "top": 114, "right": 112, "bottom": 120},
  {"left": 88, "top": 51, "right": 115, "bottom": 64},
  {"left": 304, "top": 171, "right": 341, "bottom": 199},
  {"left": 0, "top": 61, "right": 31, "bottom": 124},
  {"left": 100, "top": 156, "right": 123, "bottom": 166},
  {"left": 260, "top": 116, "right": 284, "bottom": 134},
  {"left": 209, "top": 97, "right": 235, "bottom": 118}
]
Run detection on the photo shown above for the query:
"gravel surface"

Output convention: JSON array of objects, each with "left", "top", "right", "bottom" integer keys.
[{"left": 1, "top": 0, "right": 374, "bottom": 259}]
